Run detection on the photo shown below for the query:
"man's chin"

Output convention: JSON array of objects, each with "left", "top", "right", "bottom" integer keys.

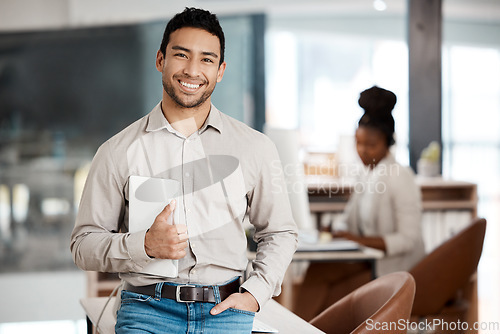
[
  {"left": 164, "top": 81, "right": 215, "bottom": 110},
  {"left": 167, "top": 92, "right": 205, "bottom": 109},
  {"left": 176, "top": 98, "right": 206, "bottom": 109}
]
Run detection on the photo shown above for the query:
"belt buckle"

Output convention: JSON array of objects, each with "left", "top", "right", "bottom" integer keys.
[{"left": 176, "top": 284, "right": 196, "bottom": 303}]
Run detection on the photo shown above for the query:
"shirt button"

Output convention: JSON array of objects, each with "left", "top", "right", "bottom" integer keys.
[
  {"left": 191, "top": 243, "right": 196, "bottom": 249},
  {"left": 191, "top": 269, "right": 197, "bottom": 274},
  {"left": 185, "top": 172, "right": 190, "bottom": 177}
]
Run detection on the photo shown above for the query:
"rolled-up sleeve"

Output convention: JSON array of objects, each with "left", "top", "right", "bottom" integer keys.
[
  {"left": 70, "top": 141, "right": 152, "bottom": 273},
  {"left": 240, "top": 140, "right": 298, "bottom": 309}
]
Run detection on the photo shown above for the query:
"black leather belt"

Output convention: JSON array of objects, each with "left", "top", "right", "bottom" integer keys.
[{"left": 124, "top": 279, "right": 240, "bottom": 303}]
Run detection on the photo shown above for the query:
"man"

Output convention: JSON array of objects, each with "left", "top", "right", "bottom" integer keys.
[{"left": 70, "top": 7, "right": 298, "bottom": 334}]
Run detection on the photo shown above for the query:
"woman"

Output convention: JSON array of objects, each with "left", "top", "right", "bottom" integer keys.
[{"left": 294, "top": 86, "right": 425, "bottom": 321}]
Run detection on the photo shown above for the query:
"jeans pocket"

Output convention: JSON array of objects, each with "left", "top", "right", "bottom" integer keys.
[
  {"left": 120, "top": 290, "right": 153, "bottom": 304},
  {"left": 227, "top": 307, "right": 256, "bottom": 317}
]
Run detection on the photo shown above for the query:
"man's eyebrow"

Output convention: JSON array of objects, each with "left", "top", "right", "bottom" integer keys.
[
  {"left": 172, "top": 45, "right": 190, "bottom": 53},
  {"left": 202, "top": 51, "right": 219, "bottom": 59},
  {"left": 171, "top": 45, "right": 219, "bottom": 59}
]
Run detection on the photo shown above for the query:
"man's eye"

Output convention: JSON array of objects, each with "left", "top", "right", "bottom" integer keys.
[
  {"left": 175, "top": 53, "right": 187, "bottom": 58},
  {"left": 203, "top": 58, "right": 214, "bottom": 63}
]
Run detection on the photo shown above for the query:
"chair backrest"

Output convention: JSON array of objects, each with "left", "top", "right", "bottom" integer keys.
[
  {"left": 409, "top": 217, "right": 486, "bottom": 316},
  {"left": 309, "top": 271, "right": 416, "bottom": 334}
]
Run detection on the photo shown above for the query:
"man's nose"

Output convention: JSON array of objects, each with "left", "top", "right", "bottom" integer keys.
[{"left": 183, "top": 59, "right": 201, "bottom": 77}]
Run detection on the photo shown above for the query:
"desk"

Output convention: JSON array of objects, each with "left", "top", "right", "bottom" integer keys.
[
  {"left": 249, "top": 246, "right": 383, "bottom": 277},
  {"left": 81, "top": 297, "right": 324, "bottom": 334},
  {"left": 291, "top": 246, "right": 383, "bottom": 267},
  {"left": 248, "top": 246, "right": 384, "bottom": 309}
]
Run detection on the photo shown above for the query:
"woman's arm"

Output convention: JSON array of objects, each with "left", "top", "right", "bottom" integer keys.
[{"left": 333, "top": 230, "right": 386, "bottom": 252}]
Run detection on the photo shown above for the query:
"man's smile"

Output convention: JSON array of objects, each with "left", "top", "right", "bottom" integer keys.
[
  {"left": 180, "top": 81, "right": 200, "bottom": 89},
  {"left": 178, "top": 79, "right": 204, "bottom": 92}
]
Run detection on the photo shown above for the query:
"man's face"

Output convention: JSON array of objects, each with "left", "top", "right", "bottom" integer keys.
[{"left": 156, "top": 27, "right": 226, "bottom": 109}]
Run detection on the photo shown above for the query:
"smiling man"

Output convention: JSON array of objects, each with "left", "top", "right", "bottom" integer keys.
[
  {"left": 70, "top": 7, "right": 298, "bottom": 334},
  {"left": 158, "top": 25, "right": 225, "bottom": 124}
]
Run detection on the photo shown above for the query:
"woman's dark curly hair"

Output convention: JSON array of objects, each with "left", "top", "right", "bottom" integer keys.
[
  {"left": 357, "top": 86, "right": 397, "bottom": 147},
  {"left": 159, "top": 7, "right": 225, "bottom": 66}
]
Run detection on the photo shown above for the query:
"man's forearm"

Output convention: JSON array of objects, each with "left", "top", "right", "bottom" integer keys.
[
  {"left": 241, "top": 229, "right": 298, "bottom": 308},
  {"left": 71, "top": 229, "right": 152, "bottom": 273}
]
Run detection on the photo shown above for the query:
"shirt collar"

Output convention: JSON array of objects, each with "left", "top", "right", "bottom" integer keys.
[
  {"left": 378, "top": 152, "right": 396, "bottom": 167},
  {"left": 145, "top": 102, "right": 169, "bottom": 132},
  {"left": 146, "top": 102, "right": 223, "bottom": 134},
  {"left": 199, "top": 104, "right": 223, "bottom": 134},
  {"left": 359, "top": 152, "right": 396, "bottom": 178}
]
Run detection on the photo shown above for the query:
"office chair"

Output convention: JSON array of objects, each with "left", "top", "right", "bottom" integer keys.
[
  {"left": 409, "top": 217, "right": 486, "bottom": 330},
  {"left": 309, "top": 271, "right": 415, "bottom": 334}
]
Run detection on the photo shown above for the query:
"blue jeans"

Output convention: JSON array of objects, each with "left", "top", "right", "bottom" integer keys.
[{"left": 115, "top": 279, "right": 255, "bottom": 334}]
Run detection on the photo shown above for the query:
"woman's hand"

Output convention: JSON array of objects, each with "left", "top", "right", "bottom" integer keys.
[
  {"left": 332, "top": 231, "right": 386, "bottom": 252},
  {"left": 332, "top": 230, "right": 359, "bottom": 242}
]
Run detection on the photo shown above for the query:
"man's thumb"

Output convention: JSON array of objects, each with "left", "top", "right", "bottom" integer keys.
[{"left": 157, "top": 199, "right": 176, "bottom": 223}]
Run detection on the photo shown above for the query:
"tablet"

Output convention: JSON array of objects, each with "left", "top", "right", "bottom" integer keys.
[{"left": 129, "top": 175, "right": 180, "bottom": 278}]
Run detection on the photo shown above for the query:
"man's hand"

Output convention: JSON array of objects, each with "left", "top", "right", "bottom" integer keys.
[
  {"left": 210, "top": 291, "right": 259, "bottom": 315},
  {"left": 144, "top": 200, "right": 188, "bottom": 259}
]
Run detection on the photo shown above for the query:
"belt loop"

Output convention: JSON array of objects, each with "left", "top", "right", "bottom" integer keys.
[
  {"left": 154, "top": 282, "right": 164, "bottom": 301},
  {"left": 212, "top": 285, "right": 221, "bottom": 304}
]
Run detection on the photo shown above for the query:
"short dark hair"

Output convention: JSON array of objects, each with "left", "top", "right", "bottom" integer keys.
[{"left": 159, "top": 7, "right": 225, "bottom": 66}]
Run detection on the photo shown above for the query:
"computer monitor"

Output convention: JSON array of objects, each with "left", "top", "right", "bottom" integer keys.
[{"left": 264, "top": 126, "right": 315, "bottom": 232}]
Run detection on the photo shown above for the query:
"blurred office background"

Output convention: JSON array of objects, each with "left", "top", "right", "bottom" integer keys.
[{"left": 0, "top": 0, "right": 499, "bottom": 333}]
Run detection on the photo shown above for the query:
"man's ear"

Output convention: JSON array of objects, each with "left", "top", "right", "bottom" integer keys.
[
  {"left": 216, "top": 61, "right": 227, "bottom": 83},
  {"left": 155, "top": 50, "right": 164, "bottom": 72}
]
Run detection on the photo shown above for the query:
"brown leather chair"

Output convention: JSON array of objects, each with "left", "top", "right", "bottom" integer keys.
[
  {"left": 409, "top": 218, "right": 486, "bottom": 327},
  {"left": 309, "top": 271, "right": 416, "bottom": 334}
]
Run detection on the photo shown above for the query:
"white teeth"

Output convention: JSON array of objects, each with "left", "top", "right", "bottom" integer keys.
[{"left": 180, "top": 81, "right": 200, "bottom": 89}]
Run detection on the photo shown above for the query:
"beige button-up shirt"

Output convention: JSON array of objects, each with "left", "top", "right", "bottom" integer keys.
[{"left": 70, "top": 103, "right": 298, "bottom": 307}]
